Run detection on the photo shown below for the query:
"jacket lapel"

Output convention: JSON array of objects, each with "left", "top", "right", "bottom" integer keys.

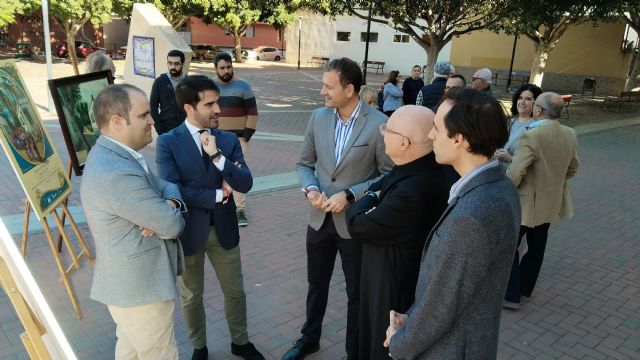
[
  {"left": 97, "top": 136, "right": 158, "bottom": 190},
  {"left": 327, "top": 110, "right": 337, "bottom": 169},
  {"left": 177, "top": 124, "right": 208, "bottom": 175}
]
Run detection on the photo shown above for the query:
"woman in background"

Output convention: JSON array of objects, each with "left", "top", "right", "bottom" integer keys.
[
  {"left": 495, "top": 83, "right": 543, "bottom": 164},
  {"left": 382, "top": 70, "right": 403, "bottom": 117}
]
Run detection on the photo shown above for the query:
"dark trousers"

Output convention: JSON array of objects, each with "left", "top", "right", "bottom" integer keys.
[
  {"left": 505, "top": 223, "right": 551, "bottom": 303},
  {"left": 301, "top": 215, "right": 362, "bottom": 359}
]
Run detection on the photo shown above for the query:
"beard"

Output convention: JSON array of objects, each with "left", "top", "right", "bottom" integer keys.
[
  {"left": 169, "top": 68, "right": 182, "bottom": 77},
  {"left": 219, "top": 71, "right": 233, "bottom": 83}
]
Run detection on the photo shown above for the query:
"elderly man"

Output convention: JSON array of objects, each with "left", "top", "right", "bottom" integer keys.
[
  {"left": 416, "top": 61, "right": 452, "bottom": 109},
  {"left": 503, "top": 92, "right": 579, "bottom": 309},
  {"left": 346, "top": 105, "right": 450, "bottom": 360},
  {"left": 81, "top": 84, "right": 186, "bottom": 359},
  {"left": 383, "top": 88, "right": 520, "bottom": 359},
  {"left": 470, "top": 68, "right": 494, "bottom": 96}
]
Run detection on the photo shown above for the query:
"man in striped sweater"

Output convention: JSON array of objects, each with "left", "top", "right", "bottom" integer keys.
[{"left": 213, "top": 52, "right": 259, "bottom": 226}]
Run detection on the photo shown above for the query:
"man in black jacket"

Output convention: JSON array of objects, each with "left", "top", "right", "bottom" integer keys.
[
  {"left": 401, "top": 65, "right": 424, "bottom": 106},
  {"left": 150, "top": 50, "right": 187, "bottom": 135},
  {"left": 346, "top": 105, "right": 450, "bottom": 360},
  {"left": 416, "top": 61, "right": 452, "bottom": 109}
]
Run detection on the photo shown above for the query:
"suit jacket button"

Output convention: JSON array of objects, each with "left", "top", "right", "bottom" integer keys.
[{"left": 331, "top": 178, "right": 336, "bottom": 182}]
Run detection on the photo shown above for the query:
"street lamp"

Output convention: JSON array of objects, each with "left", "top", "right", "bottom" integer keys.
[{"left": 297, "top": 17, "right": 302, "bottom": 70}]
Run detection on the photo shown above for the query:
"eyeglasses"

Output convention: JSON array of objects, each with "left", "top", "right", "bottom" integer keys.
[
  {"left": 471, "top": 77, "right": 482, "bottom": 82},
  {"left": 535, "top": 104, "right": 546, "bottom": 113},
  {"left": 379, "top": 123, "right": 411, "bottom": 145}
]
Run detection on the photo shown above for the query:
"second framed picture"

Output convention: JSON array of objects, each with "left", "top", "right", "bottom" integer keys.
[{"left": 49, "top": 70, "right": 113, "bottom": 176}]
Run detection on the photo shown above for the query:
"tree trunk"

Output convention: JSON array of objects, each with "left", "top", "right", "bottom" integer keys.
[
  {"left": 624, "top": 49, "right": 640, "bottom": 91},
  {"left": 529, "top": 41, "right": 550, "bottom": 86},
  {"left": 233, "top": 30, "right": 243, "bottom": 63},
  {"left": 65, "top": 25, "right": 80, "bottom": 75},
  {"left": 423, "top": 39, "right": 443, "bottom": 84}
]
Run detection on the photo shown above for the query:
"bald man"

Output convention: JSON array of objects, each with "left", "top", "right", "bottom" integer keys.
[{"left": 346, "top": 105, "right": 451, "bottom": 360}]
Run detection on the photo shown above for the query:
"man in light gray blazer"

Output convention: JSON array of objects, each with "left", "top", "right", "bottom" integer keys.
[
  {"left": 283, "top": 58, "right": 393, "bottom": 360},
  {"left": 81, "top": 84, "right": 186, "bottom": 360},
  {"left": 384, "top": 88, "right": 520, "bottom": 359}
]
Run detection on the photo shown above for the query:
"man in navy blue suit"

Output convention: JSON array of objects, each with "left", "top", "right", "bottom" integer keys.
[{"left": 156, "top": 75, "right": 264, "bottom": 360}]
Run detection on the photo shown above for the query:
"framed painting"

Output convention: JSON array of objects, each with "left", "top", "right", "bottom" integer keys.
[{"left": 48, "top": 70, "right": 113, "bottom": 176}]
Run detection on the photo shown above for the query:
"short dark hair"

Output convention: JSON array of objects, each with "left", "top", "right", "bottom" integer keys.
[
  {"left": 214, "top": 52, "right": 233, "bottom": 67},
  {"left": 441, "top": 88, "right": 509, "bottom": 158},
  {"left": 511, "top": 83, "right": 543, "bottom": 116},
  {"left": 412, "top": 65, "right": 421, "bottom": 70},
  {"left": 325, "top": 57, "right": 363, "bottom": 93},
  {"left": 167, "top": 50, "right": 185, "bottom": 64},
  {"left": 450, "top": 74, "right": 466, "bottom": 87},
  {"left": 175, "top": 75, "right": 220, "bottom": 110},
  {"left": 385, "top": 70, "right": 400, "bottom": 85},
  {"left": 93, "top": 84, "right": 145, "bottom": 130}
]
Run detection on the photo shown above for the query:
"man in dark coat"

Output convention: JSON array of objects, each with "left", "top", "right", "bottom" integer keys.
[
  {"left": 346, "top": 105, "right": 450, "bottom": 360},
  {"left": 401, "top": 65, "right": 424, "bottom": 106},
  {"left": 416, "top": 61, "right": 452, "bottom": 109}
]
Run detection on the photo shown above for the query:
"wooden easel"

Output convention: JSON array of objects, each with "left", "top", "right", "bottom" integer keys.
[
  {"left": 18, "top": 164, "right": 94, "bottom": 319},
  {"left": 0, "top": 257, "right": 52, "bottom": 359}
]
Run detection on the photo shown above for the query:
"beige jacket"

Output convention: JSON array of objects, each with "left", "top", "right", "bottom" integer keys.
[{"left": 507, "top": 120, "right": 579, "bottom": 227}]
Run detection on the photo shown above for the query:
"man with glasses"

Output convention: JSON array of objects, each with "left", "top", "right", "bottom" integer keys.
[
  {"left": 346, "top": 105, "right": 450, "bottom": 360},
  {"left": 470, "top": 68, "right": 494, "bottom": 96},
  {"left": 503, "top": 92, "right": 579, "bottom": 309},
  {"left": 284, "top": 57, "right": 392, "bottom": 360},
  {"left": 150, "top": 50, "right": 187, "bottom": 135}
]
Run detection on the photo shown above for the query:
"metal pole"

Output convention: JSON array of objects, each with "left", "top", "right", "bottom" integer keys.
[
  {"left": 42, "top": 0, "right": 54, "bottom": 111},
  {"left": 506, "top": 34, "right": 518, "bottom": 93},
  {"left": 362, "top": 4, "right": 372, "bottom": 84},
  {"left": 297, "top": 17, "right": 302, "bottom": 70}
]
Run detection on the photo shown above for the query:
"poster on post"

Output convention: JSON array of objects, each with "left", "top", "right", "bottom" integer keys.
[
  {"left": 0, "top": 60, "right": 72, "bottom": 221},
  {"left": 48, "top": 70, "right": 113, "bottom": 176},
  {"left": 132, "top": 36, "right": 155, "bottom": 78}
]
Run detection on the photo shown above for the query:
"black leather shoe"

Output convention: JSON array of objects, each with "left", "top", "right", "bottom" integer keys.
[
  {"left": 231, "top": 342, "right": 265, "bottom": 360},
  {"left": 281, "top": 339, "right": 320, "bottom": 360},
  {"left": 192, "top": 346, "right": 208, "bottom": 360}
]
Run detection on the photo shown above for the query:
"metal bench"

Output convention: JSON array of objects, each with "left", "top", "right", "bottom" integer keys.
[
  {"left": 363, "top": 60, "right": 385, "bottom": 74},
  {"left": 307, "top": 56, "right": 329, "bottom": 68},
  {"left": 492, "top": 70, "right": 530, "bottom": 87},
  {"left": 604, "top": 91, "right": 640, "bottom": 111}
]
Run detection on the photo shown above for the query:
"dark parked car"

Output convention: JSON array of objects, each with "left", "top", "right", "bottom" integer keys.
[
  {"left": 55, "top": 41, "right": 105, "bottom": 58},
  {"left": 190, "top": 44, "right": 218, "bottom": 61}
]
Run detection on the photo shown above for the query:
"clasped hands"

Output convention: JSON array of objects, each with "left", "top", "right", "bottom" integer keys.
[
  {"left": 307, "top": 189, "right": 349, "bottom": 213},
  {"left": 139, "top": 199, "right": 180, "bottom": 237}
]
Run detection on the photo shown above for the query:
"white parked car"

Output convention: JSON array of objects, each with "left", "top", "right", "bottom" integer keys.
[{"left": 245, "top": 46, "right": 282, "bottom": 61}]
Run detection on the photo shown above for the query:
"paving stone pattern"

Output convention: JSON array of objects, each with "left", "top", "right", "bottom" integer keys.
[{"left": 0, "top": 62, "right": 638, "bottom": 359}]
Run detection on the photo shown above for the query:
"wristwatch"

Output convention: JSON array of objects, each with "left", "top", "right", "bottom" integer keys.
[
  {"left": 344, "top": 188, "right": 355, "bottom": 203},
  {"left": 210, "top": 148, "right": 222, "bottom": 161}
]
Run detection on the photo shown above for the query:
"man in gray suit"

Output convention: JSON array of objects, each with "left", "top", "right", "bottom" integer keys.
[
  {"left": 283, "top": 58, "right": 393, "bottom": 360},
  {"left": 384, "top": 88, "right": 521, "bottom": 359},
  {"left": 81, "top": 84, "right": 186, "bottom": 360}
]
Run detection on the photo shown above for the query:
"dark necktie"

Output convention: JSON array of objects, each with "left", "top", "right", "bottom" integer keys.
[{"left": 198, "top": 129, "right": 209, "bottom": 169}]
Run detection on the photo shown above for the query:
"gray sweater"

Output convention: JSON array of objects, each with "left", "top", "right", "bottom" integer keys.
[{"left": 389, "top": 165, "right": 520, "bottom": 360}]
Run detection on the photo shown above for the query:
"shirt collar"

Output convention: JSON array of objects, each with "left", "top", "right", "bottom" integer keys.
[
  {"left": 334, "top": 100, "right": 362, "bottom": 125},
  {"left": 185, "top": 119, "right": 209, "bottom": 136},
  {"left": 102, "top": 135, "right": 144, "bottom": 161},
  {"left": 448, "top": 159, "right": 499, "bottom": 204},
  {"left": 528, "top": 118, "right": 552, "bottom": 129}
]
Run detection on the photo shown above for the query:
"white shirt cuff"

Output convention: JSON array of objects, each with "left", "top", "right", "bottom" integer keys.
[
  {"left": 216, "top": 190, "right": 223, "bottom": 203},
  {"left": 213, "top": 155, "right": 226, "bottom": 171}
]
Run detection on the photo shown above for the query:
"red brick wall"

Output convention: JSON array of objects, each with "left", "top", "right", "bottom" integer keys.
[
  {"left": 187, "top": 17, "right": 286, "bottom": 51},
  {"left": 4, "top": 14, "right": 102, "bottom": 52}
]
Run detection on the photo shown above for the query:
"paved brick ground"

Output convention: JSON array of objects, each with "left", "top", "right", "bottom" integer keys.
[{"left": 1, "top": 61, "right": 639, "bottom": 359}]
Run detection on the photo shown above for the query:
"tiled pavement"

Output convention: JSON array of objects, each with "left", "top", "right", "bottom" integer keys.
[{"left": 1, "top": 61, "right": 639, "bottom": 359}]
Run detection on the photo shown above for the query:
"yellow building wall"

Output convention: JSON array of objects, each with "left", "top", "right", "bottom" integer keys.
[{"left": 450, "top": 22, "right": 629, "bottom": 78}]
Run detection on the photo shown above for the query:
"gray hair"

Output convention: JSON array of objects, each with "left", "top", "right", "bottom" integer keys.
[
  {"left": 536, "top": 92, "right": 563, "bottom": 118},
  {"left": 86, "top": 50, "right": 114, "bottom": 74},
  {"left": 475, "top": 68, "right": 492, "bottom": 82},
  {"left": 93, "top": 84, "right": 145, "bottom": 130}
]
